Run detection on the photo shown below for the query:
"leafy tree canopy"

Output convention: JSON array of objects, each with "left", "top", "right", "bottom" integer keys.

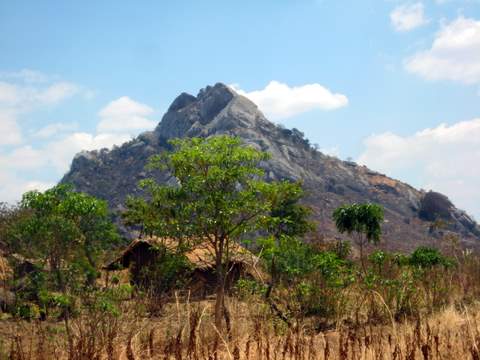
[
  {"left": 124, "top": 135, "right": 299, "bottom": 246},
  {"left": 266, "top": 181, "right": 313, "bottom": 239},
  {"left": 123, "top": 135, "right": 308, "bottom": 329},
  {"left": 8, "top": 184, "right": 119, "bottom": 291},
  {"left": 332, "top": 203, "right": 384, "bottom": 244}
]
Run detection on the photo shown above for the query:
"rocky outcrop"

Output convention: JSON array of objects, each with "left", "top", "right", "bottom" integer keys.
[{"left": 61, "top": 83, "right": 480, "bottom": 251}]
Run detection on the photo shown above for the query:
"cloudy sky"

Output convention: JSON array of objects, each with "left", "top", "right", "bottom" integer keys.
[{"left": 1, "top": 0, "right": 479, "bottom": 219}]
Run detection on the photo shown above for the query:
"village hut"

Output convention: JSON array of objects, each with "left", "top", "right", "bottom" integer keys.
[
  {"left": 105, "top": 237, "right": 265, "bottom": 298},
  {"left": 0, "top": 253, "right": 14, "bottom": 311},
  {"left": 0, "top": 253, "right": 12, "bottom": 283}
]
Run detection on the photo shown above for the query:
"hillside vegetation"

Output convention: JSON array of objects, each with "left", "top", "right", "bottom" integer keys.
[
  {"left": 62, "top": 83, "right": 480, "bottom": 252},
  {"left": 1, "top": 135, "right": 480, "bottom": 359}
]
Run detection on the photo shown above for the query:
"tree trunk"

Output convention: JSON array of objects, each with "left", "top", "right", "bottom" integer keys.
[
  {"left": 357, "top": 234, "right": 367, "bottom": 274},
  {"left": 85, "top": 244, "right": 97, "bottom": 287},
  {"left": 214, "top": 237, "right": 225, "bottom": 332},
  {"left": 265, "top": 256, "right": 276, "bottom": 300},
  {"left": 223, "top": 300, "right": 232, "bottom": 341},
  {"left": 214, "top": 278, "right": 225, "bottom": 331}
]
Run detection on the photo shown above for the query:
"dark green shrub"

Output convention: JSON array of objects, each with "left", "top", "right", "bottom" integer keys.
[
  {"left": 15, "top": 303, "right": 39, "bottom": 320},
  {"left": 409, "top": 247, "right": 454, "bottom": 268},
  {"left": 135, "top": 246, "right": 192, "bottom": 296},
  {"left": 234, "top": 279, "right": 266, "bottom": 299},
  {"left": 260, "top": 235, "right": 354, "bottom": 320}
]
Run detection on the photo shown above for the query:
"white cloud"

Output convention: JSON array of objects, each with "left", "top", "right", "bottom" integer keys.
[
  {"left": 390, "top": 3, "right": 429, "bottom": 32},
  {"left": 0, "top": 130, "right": 132, "bottom": 204},
  {"left": 0, "top": 172, "right": 54, "bottom": 204},
  {"left": 0, "top": 93, "right": 154, "bottom": 203},
  {"left": 1, "top": 132, "right": 131, "bottom": 174},
  {"left": 45, "top": 132, "right": 131, "bottom": 173},
  {"left": 0, "top": 75, "right": 82, "bottom": 149},
  {"left": 0, "top": 69, "right": 49, "bottom": 84},
  {"left": 0, "top": 111, "right": 22, "bottom": 145},
  {"left": 33, "top": 122, "right": 79, "bottom": 139},
  {"left": 405, "top": 16, "right": 480, "bottom": 83},
  {"left": 34, "top": 82, "right": 79, "bottom": 105},
  {"left": 0, "top": 80, "right": 79, "bottom": 109},
  {"left": 0, "top": 146, "right": 46, "bottom": 171},
  {"left": 0, "top": 82, "right": 20, "bottom": 104},
  {"left": 357, "top": 118, "right": 480, "bottom": 220},
  {"left": 0, "top": 70, "right": 141, "bottom": 204},
  {"left": 97, "top": 96, "right": 156, "bottom": 133},
  {"left": 0, "top": 148, "right": 52, "bottom": 203},
  {"left": 230, "top": 81, "right": 348, "bottom": 121}
]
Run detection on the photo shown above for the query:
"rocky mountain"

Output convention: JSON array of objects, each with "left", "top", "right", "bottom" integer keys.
[{"left": 62, "top": 83, "right": 480, "bottom": 251}]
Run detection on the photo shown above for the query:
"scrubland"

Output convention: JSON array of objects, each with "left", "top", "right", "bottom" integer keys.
[{"left": 3, "top": 245, "right": 480, "bottom": 360}]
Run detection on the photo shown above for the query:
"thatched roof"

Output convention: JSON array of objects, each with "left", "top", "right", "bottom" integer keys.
[
  {"left": 105, "top": 237, "right": 266, "bottom": 281},
  {"left": 0, "top": 253, "right": 12, "bottom": 282}
]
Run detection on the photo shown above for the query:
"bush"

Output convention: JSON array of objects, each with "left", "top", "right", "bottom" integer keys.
[
  {"left": 134, "top": 246, "right": 192, "bottom": 296},
  {"left": 409, "top": 246, "right": 454, "bottom": 269},
  {"left": 360, "top": 246, "right": 456, "bottom": 321},
  {"left": 259, "top": 235, "right": 354, "bottom": 322},
  {"left": 235, "top": 279, "right": 266, "bottom": 299},
  {"left": 15, "top": 303, "right": 40, "bottom": 320}
]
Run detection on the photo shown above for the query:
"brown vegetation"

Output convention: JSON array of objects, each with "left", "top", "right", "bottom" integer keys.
[
  {"left": 3, "top": 227, "right": 480, "bottom": 359},
  {"left": 3, "top": 298, "right": 480, "bottom": 359},
  {"left": 1, "top": 241, "right": 480, "bottom": 359}
]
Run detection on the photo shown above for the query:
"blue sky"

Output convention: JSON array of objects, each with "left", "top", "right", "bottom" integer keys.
[{"left": 1, "top": 0, "right": 479, "bottom": 219}]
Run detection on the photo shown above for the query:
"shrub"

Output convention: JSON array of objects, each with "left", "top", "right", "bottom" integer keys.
[
  {"left": 259, "top": 235, "right": 353, "bottom": 321},
  {"left": 134, "top": 246, "right": 192, "bottom": 296},
  {"left": 409, "top": 246, "right": 454, "bottom": 269}
]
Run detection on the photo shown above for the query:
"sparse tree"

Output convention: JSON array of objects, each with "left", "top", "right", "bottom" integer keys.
[
  {"left": 124, "top": 135, "right": 296, "bottom": 332},
  {"left": 332, "top": 203, "right": 384, "bottom": 270}
]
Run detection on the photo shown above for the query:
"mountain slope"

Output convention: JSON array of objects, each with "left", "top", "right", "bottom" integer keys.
[{"left": 62, "top": 83, "right": 480, "bottom": 251}]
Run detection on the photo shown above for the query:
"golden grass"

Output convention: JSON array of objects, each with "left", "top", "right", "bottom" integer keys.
[{"left": 3, "top": 298, "right": 480, "bottom": 359}]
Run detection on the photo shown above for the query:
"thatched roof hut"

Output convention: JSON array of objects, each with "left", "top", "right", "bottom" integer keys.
[
  {"left": 0, "top": 253, "right": 14, "bottom": 311},
  {"left": 0, "top": 253, "right": 12, "bottom": 282},
  {"left": 105, "top": 237, "right": 265, "bottom": 297}
]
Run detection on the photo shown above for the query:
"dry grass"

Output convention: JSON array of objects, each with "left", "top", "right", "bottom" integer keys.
[
  {"left": 3, "top": 243, "right": 480, "bottom": 359},
  {"left": 3, "top": 298, "right": 480, "bottom": 359}
]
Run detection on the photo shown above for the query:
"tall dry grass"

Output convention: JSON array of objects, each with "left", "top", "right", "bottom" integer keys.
[
  {"left": 2, "top": 297, "right": 480, "bottom": 359},
  {"left": 3, "top": 242, "right": 480, "bottom": 359}
]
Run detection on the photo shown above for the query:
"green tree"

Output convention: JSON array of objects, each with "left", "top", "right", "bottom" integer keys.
[
  {"left": 5, "top": 184, "right": 120, "bottom": 353},
  {"left": 0, "top": 202, "right": 27, "bottom": 250},
  {"left": 262, "top": 181, "right": 313, "bottom": 299},
  {"left": 124, "top": 135, "right": 298, "bottom": 331},
  {"left": 8, "top": 184, "right": 119, "bottom": 293},
  {"left": 332, "top": 203, "right": 384, "bottom": 270}
]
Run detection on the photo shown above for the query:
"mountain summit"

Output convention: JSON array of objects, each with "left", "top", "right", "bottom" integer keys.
[{"left": 62, "top": 83, "right": 480, "bottom": 250}]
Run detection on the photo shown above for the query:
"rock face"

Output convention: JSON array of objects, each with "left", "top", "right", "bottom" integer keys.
[{"left": 62, "top": 83, "right": 480, "bottom": 251}]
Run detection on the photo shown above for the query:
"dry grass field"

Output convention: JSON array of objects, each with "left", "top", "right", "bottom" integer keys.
[
  {"left": 3, "top": 296, "right": 480, "bottom": 360},
  {"left": 3, "top": 240, "right": 480, "bottom": 359}
]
